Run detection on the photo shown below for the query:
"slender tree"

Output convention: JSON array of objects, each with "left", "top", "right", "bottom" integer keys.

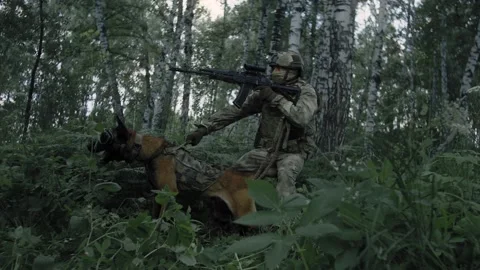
[
  {"left": 267, "top": 0, "right": 287, "bottom": 75},
  {"left": 288, "top": 0, "right": 304, "bottom": 53},
  {"left": 459, "top": 16, "right": 480, "bottom": 111},
  {"left": 241, "top": 0, "right": 254, "bottom": 67},
  {"left": 312, "top": 0, "right": 333, "bottom": 145},
  {"left": 180, "top": 0, "right": 197, "bottom": 134},
  {"left": 152, "top": 0, "right": 181, "bottom": 133},
  {"left": 255, "top": 0, "right": 268, "bottom": 66},
  {"left": 94, "top": 0, "right": 124, "bottom": 120},
  {"left": 365, "top": 0, "right": 388, "bottom": 154},
  {"left": 23, "top": 0, "right": 44, "bottom": 139},
  {"left": 440, "top": 13, "right": 448, "bottom": 103},
  {"left": 319, "top": 0, "right": 357, "bottom": 152}
]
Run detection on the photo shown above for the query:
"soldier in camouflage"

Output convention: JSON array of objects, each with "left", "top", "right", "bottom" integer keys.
[{"left": 186, "top": 51, "right": 318, "bottom": 198}]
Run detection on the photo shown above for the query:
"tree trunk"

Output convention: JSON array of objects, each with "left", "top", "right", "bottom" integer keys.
[
  {"left": 23, "top": 0, "right": 44, "bottom": 139},
  {"left": 255, "top": 0, "right": 268, "bottom": 67},
  {"left": 94, "top": 0, "right": 124, "bottom": 121},
  {"left": 288, "top": 0, "right": 304, "bottom": 53},
  {"left": 405, "top": 0, "right": 416, "bottom": 119},
  {"left": 241, "top": 0, "right": 254, "bottom": 67},
  {"left": 312, "top": 0, "right": 333, "bottom": 145},
  {"left": 365, "top": 0, "right": 388, "bottom": 153},
  {"left": 440, "top": 14, "right": 448, "bottom": 103},
  {"left": 307, "top": 0, "right": 320, "bottom": 78},
  {"left": 141, "top": 49, "right": 152, "bottom": 130},
  {"left": 151, "top": 51, "right": 167, "bottom": 131},
  {"left": 180, "top": 0, "right": 197, "bottom": 134},
  {"left": 459, "top": 16, "right": 480, "bottom": 111},
  {"left": 319, "top": 0, "right": 356, "bottom": 153},
  {"left": 153, "top": 0, "right": 182, "bottom": 134},
  {"left": 267, "top": 0, "right": 287, "bottom": 75}
]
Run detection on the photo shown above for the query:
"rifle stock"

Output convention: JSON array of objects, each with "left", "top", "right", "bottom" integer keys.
[{"left": 169, "top": 64, "right": 300, "bottom": 108}]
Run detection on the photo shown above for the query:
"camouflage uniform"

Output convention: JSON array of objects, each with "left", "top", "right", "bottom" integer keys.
[{"left": 195, "top": 51, "right": 318, "bottom": 198}]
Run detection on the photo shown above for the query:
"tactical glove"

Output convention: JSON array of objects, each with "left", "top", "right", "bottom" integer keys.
[
  {"left": 258, "top": 86, "right": 278, "bottom": 102},
  {"left": 186, "top": 126, "right": 208, "bottom": 146}
]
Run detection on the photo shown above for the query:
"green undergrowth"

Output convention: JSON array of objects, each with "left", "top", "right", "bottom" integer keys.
[{"left": 1, "top": 122, "right": 479, "bottom": 269}]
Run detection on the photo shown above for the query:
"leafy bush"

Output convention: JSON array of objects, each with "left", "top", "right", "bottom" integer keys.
[{"left": 1, "top": 122, "right": 480, "bottom": 269}]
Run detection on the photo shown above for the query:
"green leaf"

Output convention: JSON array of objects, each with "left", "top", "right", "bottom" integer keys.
[
  {"left": 334, "top": 229, "right": 363, "bottom": 241},
  {"left": 300, "top": 187, "right": 344, "bottom": 225},
  {"left": 247, "top": 179, "right": 280, "bottom": 209},
  {"left": 132, "top": 258, "right": 143, "bottom": 266},
  {"left": 178, "top": 253, "right": 197, "bottom": 266},
  {"left": 154, "top": 189, "right": 177, "bottom": 205},
  {"left": 14, "top": 226, "right": 24, "bottom": 239},
  {"left": 224, "top": 233, "right": 277, "bottom": 255},
  {"left": 94, "top": 182, "right": 121, "bottom": 193},
  {"left": 123, "top": 237, "right": 137, "bottom": 251},
  {"left": 69, "top": 216, "right": 88, "bottom": 231},
  {"left": 281, "top": 194, "right": 310, "bottom": 209},
  {"left": 339, "top": 202, "right": 363, "bottom": 225},
  {"left": 265, "top": 240, "right": 292, "bottom": 270},
  {"left": 102, "top": 238, "right": 111, "bottom": 251},
  {"left": 335, "top": 249, "right": 358, "bottom": 270},
  {"left": 317, "top": 236, "right": 344, "bottom": 256},
  {"left": 295, "top": 223, "right": 340, "bottom": 237},
  {"left": 307, "top": 178, "right": 342, "bottom": 189},
  {"left": 33, "top": 255, "right": 55, "bottom": 270},
  {"left": 84, "top": 246, "right": 94, "bottom": 257},
  {"left": 95, "top": 123, "right": 105, "bottom": 132},
  {"left": 234, "top": 211, "right": 284, "bottom": 226},
  {"left": 378, "top": 159, "right": 393, "bottom": 183}
]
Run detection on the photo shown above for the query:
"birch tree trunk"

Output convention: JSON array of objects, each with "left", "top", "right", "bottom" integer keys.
[
  {"left": 319, "top": 0, "right": 356, "bottom": 152},
  {"left": 241, "top": 0, "right": 254, "bottom": 67},
  {"left": 459, "top": 16, "right": 480, "bottom": 111},
  {"left": 307, "top": 0, "right": 320, "bottom": 78},
  {"left": 405, "top": 0, "right": 416, "bottom": 119},
  {"left": 288, "top": 0, "right": 304, "bottom": 53},
  {"left": 255, "top": 0, "right": 268, "bottom": 66},
  {"left": 23, "top": 0, "right": 44, "bottom": 139},
  {"left": 153, "top": 0, "right": 182, "bottom": 134},
  {"left": 94, "top": 0, "right": 124, "bottom": 120},
  {"left": 365, "top": 0, "right": 388, "bottom": 153},
  {"left": 180, "top": 0, "right": 197, "bottom": 134},
  {"left": 151, "top": 51, "right": 167, "bottom": 131},
  {"left": 267, "top": 0, "right": 287, "bottom": 75},
  {"left": 312, "top": 0, "right": 333, "bottom": 145},
  {"left": 141, "top": 49, "right": 152, "bottom": 130},
  {"left": 440, "top": 14, "right": 448, "bottom": 103}
]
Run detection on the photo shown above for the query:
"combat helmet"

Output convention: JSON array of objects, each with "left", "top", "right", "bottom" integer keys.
[{"left": 270, "top": 51, "right": 304, "bottom": 77}]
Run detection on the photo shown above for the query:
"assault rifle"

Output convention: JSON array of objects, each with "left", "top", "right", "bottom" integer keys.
[{"left": 169, "top": 64, "right": 301, "bottom": 108}]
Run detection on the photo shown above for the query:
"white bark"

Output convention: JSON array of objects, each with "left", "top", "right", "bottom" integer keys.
[
  {"left": 241, "top": 0, "right": 254, "bottom": 67},
  {"left": 365, "top": 0, "right": 388, "bottom": 144},
  {"left": 405, "top": 0, "right": 416, "bottom": 117},
  {"left": 267, "top": 0, "right": 287, "bottom": 75},
  {"left": 288, "top": 0, "right": 304, "bottom": 53},
  {"left": 318, "top": 0, "right": 356, "bottom": 151},
  {"left": 153, "top": 0, "right": 183, "bottom": 133},
  {"left": 151, "top": 51, "right": 167, "bottom": 130},
  {"left": 180, "top": 0, "right": 197, "bottom": 134},
  {"left": 255, "top": 0, "right": 268, "bottom": 66},
  {"left": 141, "top": 50, "right": 152, "bottom": 130},
  {"left": 94, "top": 0, "right": 124, "bottom": 120},
  {"left": 459, "top": 17, "right": 480, "bottom": 108},
  {"left": 312, "top": 0, "right": 333, "bottom": 137}
]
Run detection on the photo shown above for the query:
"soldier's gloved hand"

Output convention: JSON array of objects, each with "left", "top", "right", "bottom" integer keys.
[
  {"left": 186, "top": 126, "right": 208, "bottom": 146},
  {"left": 258, "top": 86, "right": 278, "bottom": 102}
]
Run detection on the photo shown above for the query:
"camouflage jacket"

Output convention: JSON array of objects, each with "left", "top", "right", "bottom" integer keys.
[{"left": 197, "top": 79, "right": 318, "bottom": 159}]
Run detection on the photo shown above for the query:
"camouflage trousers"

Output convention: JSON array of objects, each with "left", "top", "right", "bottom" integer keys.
[{"left": 231, "top": 148, "right": 305, "bottom": 198}]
